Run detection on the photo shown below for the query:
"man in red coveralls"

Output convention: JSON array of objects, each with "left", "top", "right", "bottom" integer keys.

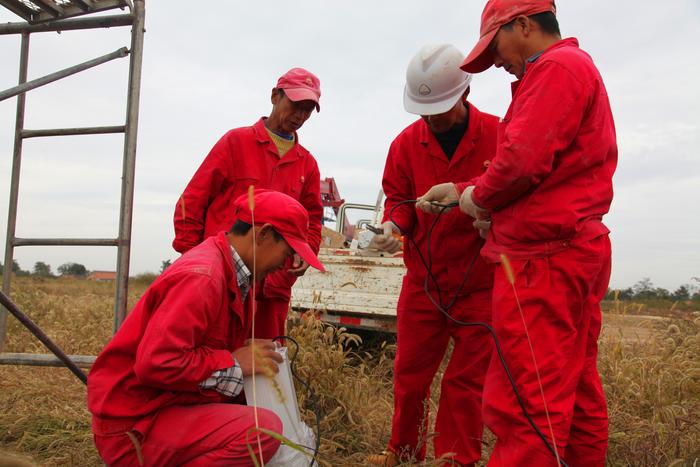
[
  {"left": 173, "top": 68, "right": 323, "bottom": 339},
  {"left": 88, "top": 190, "right": 325, "bottom": 466},
  {"left": 419, "top": 1, "right": 617, "bottom": 465},
  {"left": 367, "top": 44, "right": 498, "bottom": 467}
]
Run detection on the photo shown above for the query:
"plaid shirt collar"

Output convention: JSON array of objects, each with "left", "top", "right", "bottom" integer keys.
[{"left": 229, "top": 245, "right": 252, "bottom": 300}]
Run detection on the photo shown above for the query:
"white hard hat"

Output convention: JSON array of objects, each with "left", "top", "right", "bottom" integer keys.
[{"left": 403, "top": 44, "right": 473, "bottom": 116}]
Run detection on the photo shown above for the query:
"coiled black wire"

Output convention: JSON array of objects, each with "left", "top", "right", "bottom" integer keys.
[{"left": 388, "top": 199, "right": 568, "bottom": 467}]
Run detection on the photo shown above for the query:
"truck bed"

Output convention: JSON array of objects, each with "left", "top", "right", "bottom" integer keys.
[{"left": 290, "top": 248, "right": 405, "bottom": 332}]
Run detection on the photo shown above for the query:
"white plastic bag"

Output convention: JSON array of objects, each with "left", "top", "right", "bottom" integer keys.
[
  {"left": 244, "top": 346, "right": 316, "bottom": 467},
  {"left": 266, "top": 418, "right": 316, "bottom": 467}
]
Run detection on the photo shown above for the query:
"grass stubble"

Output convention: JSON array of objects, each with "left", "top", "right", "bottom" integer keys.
[{"left": 0, "top": 277, "right": 697, "bottom": 466}]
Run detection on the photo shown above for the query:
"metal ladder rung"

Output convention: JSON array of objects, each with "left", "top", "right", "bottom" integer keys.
[
  {"left": 0, "top": 13, "right": 134, "bottom": 35},
  {"left": 13, "top": 238, "right": 120, "bottom": 247},
  {"left": 22, "top": 125, "right": 125, "bottom": 138},
  {"left": 0, "top": 46, "right": 129, "bottom": 102},
  {"left": 0, "top": 352, "right": 95, "bottom": 368}
]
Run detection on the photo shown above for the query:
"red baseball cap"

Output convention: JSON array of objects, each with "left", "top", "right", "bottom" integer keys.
[
  {"left": 234, "top": 189, "right": 325, "bottom": 272},
  {"left": 461, "top": 0, "right": 556, "bottom": 73},
  {"left": 276, "top": 68, "right": 321, "bottom": 112}
]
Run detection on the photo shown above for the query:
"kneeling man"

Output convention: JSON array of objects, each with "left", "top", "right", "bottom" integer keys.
[{"left": 88, "top": 190, "right": 325, "bottom": 466}]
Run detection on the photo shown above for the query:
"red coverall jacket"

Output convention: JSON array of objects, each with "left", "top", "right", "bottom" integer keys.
[
  {"left": 383, "top": 103, "right": 499, "bottom": 295},
  {"left": 173, "top": 118, "right": 323, "bottom": 299},
  {"left": 469, "top": 38, "right": 617, "bottom": 261},
  {"left": 88, "top": 232, "right": 250, "bottom": 429}
]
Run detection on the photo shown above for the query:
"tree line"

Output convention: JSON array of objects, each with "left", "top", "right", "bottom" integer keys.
[
  {"left": 1, "top": 261, "right": 698, "bottom": 302},
  {"left": 0, "top": 259, "right": 173, "bottom": 279},
  {"left": 0, "top": 260, "right": 88, "bottom": 278},
  {"left": 606, "top": 277, "right": 700, "bottom": 301}
]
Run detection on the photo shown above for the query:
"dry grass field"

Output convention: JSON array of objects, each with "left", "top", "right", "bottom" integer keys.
[{"left": 0, "top": 276, "right": 698, "bottom": 466}]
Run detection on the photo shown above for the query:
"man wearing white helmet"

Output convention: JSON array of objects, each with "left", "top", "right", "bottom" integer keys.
[{"left": 368, "top": 44, "right": 498, "bottom": 466}]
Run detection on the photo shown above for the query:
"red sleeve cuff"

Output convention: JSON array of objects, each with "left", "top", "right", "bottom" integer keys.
[
  {"left": 471, "top": 185, "right": 489, "bottom": 210},
  {"left": 212, "top": 349, "right": 235, "bottom": 371}
]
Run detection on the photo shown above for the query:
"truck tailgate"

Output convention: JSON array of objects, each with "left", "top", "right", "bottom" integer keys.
[{"left": 290, "top": 249, "right": 405, "bottom": 331}]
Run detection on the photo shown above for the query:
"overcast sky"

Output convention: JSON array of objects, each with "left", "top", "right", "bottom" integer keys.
[{"left": 1, "top": 1, "right": 699, "bottom": 290}]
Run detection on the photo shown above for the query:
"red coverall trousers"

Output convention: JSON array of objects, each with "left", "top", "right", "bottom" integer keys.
[
  {"left": 93, "top": 403, "right": 282, "bottom": 466},
  {"left": 255, "top": 256, "right": 298, "bottom": 340},
  {"left": 390, "top": 276, "right": 492, "bottom": 465},
  {"left": 255, "top": 295, "right": 289, "bottom": 339},
  {"left": 483, "top": 235, "right": 611, "bottom": 466}
]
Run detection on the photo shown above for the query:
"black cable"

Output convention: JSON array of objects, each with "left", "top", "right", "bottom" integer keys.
[
  {"left": 273, "top": 335, "right": 321, "bottom": 467},
  {"left": 387, "top": 199, "right": 569, "bottom": 467}
]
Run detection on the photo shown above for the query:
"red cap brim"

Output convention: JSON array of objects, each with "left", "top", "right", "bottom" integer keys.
[
  {"left": 460, "top": 27, "right": 499, "bottom": 73},
  {"left": 287, "top": 237, "right": 325, "bottom": 272},
  {"left": 283, "top": 88, "right": 321, "bottom": 112}
]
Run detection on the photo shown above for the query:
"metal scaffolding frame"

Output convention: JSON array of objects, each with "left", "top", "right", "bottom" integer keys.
[{"left": 0, "top": 0, "right": 145, "bottom": 369}]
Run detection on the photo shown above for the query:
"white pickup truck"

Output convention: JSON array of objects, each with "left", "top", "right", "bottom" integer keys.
[{"left": 290, "top": 201, "right": 405, "bottom": 333}]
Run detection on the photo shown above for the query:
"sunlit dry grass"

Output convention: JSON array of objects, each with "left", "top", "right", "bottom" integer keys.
[
  {"left": 600, "top": 302, "right": 700, "bottom": 465},
  {"left": 0, "top": 276, "right": 698, "bottom": 466}
]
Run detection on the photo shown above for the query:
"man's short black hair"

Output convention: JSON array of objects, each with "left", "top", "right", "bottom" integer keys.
[
  {"left": 502, "top": 12, "right": 560, "bottom": 36},
  {"left": 230, "top": 219, "right": 253, "bottom": 236},
  {"left": 529, "top": 11, "right": 560, "bottom": 36},
  {"left": 229, "top": 220, "right": 284, "bottom": 241}
]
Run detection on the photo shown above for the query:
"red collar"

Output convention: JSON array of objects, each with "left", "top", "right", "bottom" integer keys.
[{"left": 511, "top": 37, "right": 580, "bottom": 95}]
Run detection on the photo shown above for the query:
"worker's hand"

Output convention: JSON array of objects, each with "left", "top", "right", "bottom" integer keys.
[
  {"left": 369, "top": 221, "right": 401, "bottom": 253},
  {"left": 287, "top": 253, "right": 310, "bottom": 277},
  {"left": 472, "top": 210, "right": 491, "bottom": 239},
  {"left": 233, "top": 339, "right": 283, "bottom": 376},
  {"left": 459, "top": 186, "right": 488, "bottom": 219},
  {"left": 416, "top": 183, "right": 459, "bottom": 215}
]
